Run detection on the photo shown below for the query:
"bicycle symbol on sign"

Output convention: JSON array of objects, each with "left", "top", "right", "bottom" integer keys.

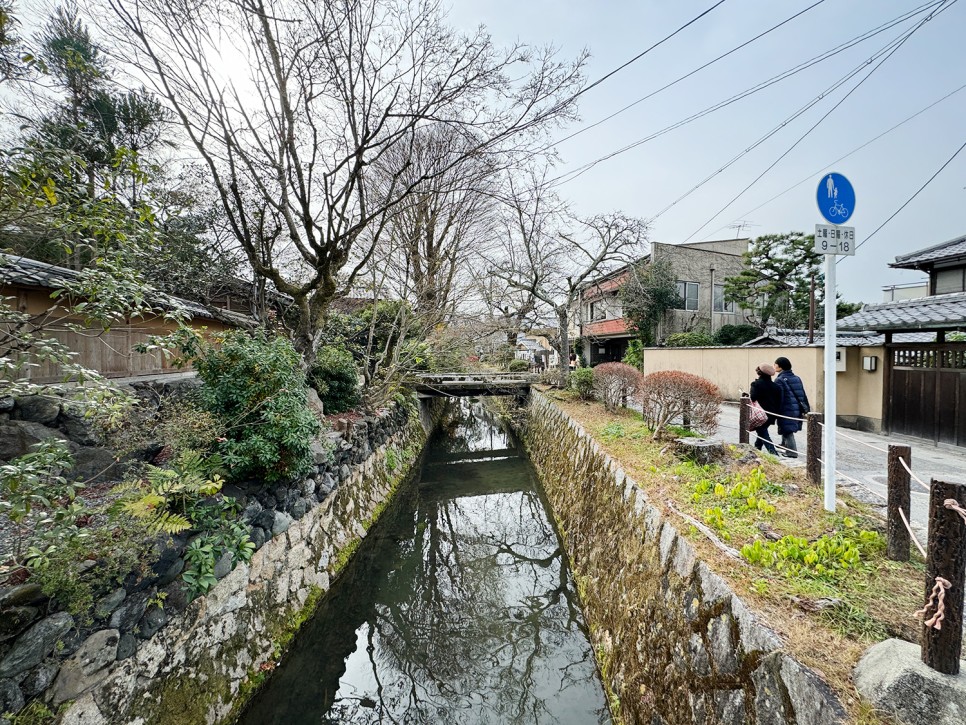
[{"left": 828, "top": 200, "right": 849, "bottom": 218}]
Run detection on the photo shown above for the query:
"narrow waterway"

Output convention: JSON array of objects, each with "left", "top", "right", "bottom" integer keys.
[{"left": 238, "top": 401, "right": 611, "bottom": 724}]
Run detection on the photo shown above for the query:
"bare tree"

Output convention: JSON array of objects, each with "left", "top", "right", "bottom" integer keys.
[
  {"left": 489, "top": 171, "right": 648, "bottom": 387},
  {"left": 102, "top": 0, "right": 586, "bottom": 366}
]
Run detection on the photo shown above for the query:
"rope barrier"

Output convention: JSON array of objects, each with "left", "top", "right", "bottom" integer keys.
[
  {"left": 915, "top": 576, "right": 952, "bottom": 630},
  {"left": 899, "top": 506, "right": 928, "bottom": 558},
  {"left": 749, "top": 431, "right": 800, "bottom": 457},
  {"left": 817, "top": 424, "right": 889, "bottom": 454},
  {"left": 898, "top": 456, "right": 932, "bottom": 493},
  {"left": 944, "top": 498, "right": 966, "bottom": 525}
]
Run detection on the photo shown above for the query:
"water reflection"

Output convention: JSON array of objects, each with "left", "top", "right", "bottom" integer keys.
[{"left": 239, "top": 401, "right": 610, "bottom": 725}]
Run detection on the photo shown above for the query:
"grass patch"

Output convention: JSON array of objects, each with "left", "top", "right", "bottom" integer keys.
[{"left": 542, "top": 389, "right": 924, "bottom": 724}]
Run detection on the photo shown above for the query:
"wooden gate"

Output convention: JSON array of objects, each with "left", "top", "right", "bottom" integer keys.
[{"left": 887, "top": 344, "right": 966, "bottom": 446}]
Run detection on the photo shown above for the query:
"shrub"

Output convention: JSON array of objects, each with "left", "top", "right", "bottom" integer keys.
[
  {"left": 622, "top": 339, "right": 645, "bottom": 369},
  {"left": 570, "top": 368, "right": 595, "bottom": 400},
  {"left": 309, "top": 345, "right": 361, "bottom": 414},
  {"left": 507, "top": 358, "right": 530, "bottom": 373},
  {"left": 195, "top": 331, "right": 320, "bottom": 483},
  {"left": 664, "top": 331, "right": 715, "bottom": 347},
  {"left": 593, "top": 362, "right": 644, "bottom": 412},
  {"left": 638, "top": 370, "right": 721, "bottom": 439},
  {"left": 713, "top": 324, "right": 761, "bottom": 346}
]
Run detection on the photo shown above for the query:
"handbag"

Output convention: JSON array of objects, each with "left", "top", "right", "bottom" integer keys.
[{"left": 746, "top": 400, "right": 768, "bottom": 430}]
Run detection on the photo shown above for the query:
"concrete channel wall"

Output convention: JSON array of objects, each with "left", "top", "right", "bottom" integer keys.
[
  {"left": 1, "top": 396, "right": 442, "bottom": 725},
  {"left": 519, "top": 391, "right": 846, "bottom": 725}
]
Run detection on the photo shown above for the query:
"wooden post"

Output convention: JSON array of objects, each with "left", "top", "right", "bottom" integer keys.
[
  {"left": 886, "top": 444, "right": 912, "bottom": 561},
  {"left": 921, "top": 478, "right": 966, "bottom": 675},
  {"left": 806, "top": 412, "right": 823, "bottom": 485},
  {"left": 739, "top": 395, "right": 749, "bottom": 445}
]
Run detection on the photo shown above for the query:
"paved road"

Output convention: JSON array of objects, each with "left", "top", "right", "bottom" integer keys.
[{"left": 715, "top": 403, "right": 966, "bottom": 538}]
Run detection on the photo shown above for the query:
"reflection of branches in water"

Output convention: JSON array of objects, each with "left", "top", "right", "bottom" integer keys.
[
  {"left": 334, "top": 487, "right": 607, "bottom": 724},
  {"left": 434, "top": 399, "right": 512, "bottom": 453}
]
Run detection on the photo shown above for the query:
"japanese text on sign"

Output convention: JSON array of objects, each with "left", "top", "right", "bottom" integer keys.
[{"left": 814, "top": 224, "right": 855, "bottom": 256}]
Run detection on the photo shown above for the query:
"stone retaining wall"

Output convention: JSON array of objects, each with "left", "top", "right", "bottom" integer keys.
[
  {"left": 0, "top": 389, "right": 442, "bottom": 724},
  {"left": 519, "top": 391, "right": 846, "bottom": 725}
]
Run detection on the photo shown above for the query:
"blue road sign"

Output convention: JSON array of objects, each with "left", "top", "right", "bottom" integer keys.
[{"left": 817, "top": 172, "right": 855, "bottom": 225}]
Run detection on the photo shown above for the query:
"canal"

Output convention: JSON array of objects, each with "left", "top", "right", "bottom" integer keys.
[{"left": 238, "top": 400, "right": 611, "bottom": 724}]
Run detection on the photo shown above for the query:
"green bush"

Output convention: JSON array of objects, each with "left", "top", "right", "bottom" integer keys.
[
  {"left": 570, "top": 368, "right": 594, "bottom": 400},
  {"left": 713, "top": 323, "right": 761, "bottom": 346},
  {"left": 622, "top": 339, "right": 645, "bottom": 369},
  {"left": 664, "top": 331, "right": 715, "bottom": 347},
  {"left": 309, "top": 345, "right": 361, "bottom": 414},
  {"left": 195, "top": 331, "right": 320, "bottom": 483},
  {"left": 507, "top": 358, "right": 530, "bottom": 373}
]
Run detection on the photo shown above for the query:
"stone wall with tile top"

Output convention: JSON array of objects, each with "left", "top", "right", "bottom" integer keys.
[
  {"left": 517, "top": 391, "right": 846, "bottom": 725},
  {"left": 0, "top": 393, "right": 444, "bottom": 725}
]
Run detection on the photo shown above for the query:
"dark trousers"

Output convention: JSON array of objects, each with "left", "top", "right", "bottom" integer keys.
[{"left": 753, "top": 424, "right": 777, "bottom": 455}]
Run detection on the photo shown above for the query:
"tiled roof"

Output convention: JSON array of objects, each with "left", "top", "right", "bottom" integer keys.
[
  {"left": 837, "top": 292, "right": 966, "bottom": 332},
  {"left": 891, "top": 234, "right": 966, "bottom": 269},
  {"left": 743, "top": 331, "right": 935, "bottom": 346},
  {"left": 0, "top": 254, "right": 239, "bottom": 324}
]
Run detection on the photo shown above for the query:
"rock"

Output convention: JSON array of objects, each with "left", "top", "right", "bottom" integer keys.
[
  {"left": 0, "top": 612, "right": 74, "bottom": 679},
  {"left": 249, "top": 526, "right": 267, "bottom": 550},
  {"left": 108, "top": 590, "right": 150, "bottom": 633},
  {"left": 156, "top": 557, "right": 184, "bottom": 588},
  {"left": 159, "top": 581, "right": 190, "bottom": 616},
  {"left": 854, "top": 638, "right": 966, "bottom": 725},
  {"left": 707, "top": 613, "right": 739, "bottom": 676},
  {"left": 339, "top": 464, "right": 351, "bottom": 482},
  {"left": 780, "top": 655, "right": 846, "bottom": 724},
  {"left": 310, "top": 439, "right": 329, "bottom": 465},
  {"left": 0, "top": 679, "right": 24, "bottom": 716},
  {"left": 59, "top": 404, "right": 99, "bottom": 446},
  {"left": 0, "top": 421, "right": 68, "bottom": 460},
  {"left": 242, "top": 500, "right": 263, "bottom": 523},
  {"left": 93, "top": 589, "right": 127, "bottom": 622},
  {"left": 290, "top": 498, "right": 308, "bottom": 520},
  {"left": 0, "top": 584, "right": 46, "bottom": 608},
  {"left": 751, "top": 652, "right": 791, "bottom": 725},
  {"left": 213, "top": 552, "right": 233, "bottom": 580},
  {"left": 0, "top": 397, "right": 14, "bottom": 412},
  {"left": 115, "top": 634, "right": 138, "bottom": 662},
  {"left": 272, "top": 512, "right": 293, "bottom": 537},
  {"left": 17, "top": 395, "right": 61, "bottom": 425},
  {"left": 19, "top": 661, "right": 59, "bottom": 699},
  {"left": 0, "top": 606, "right": 39, "bottom": 643},
  {"left": 306, "top": 388, "right": 325, "bottom": 417},
  {"left": 253, "top": 509, "right": 275, "bottom": 532},
  {"left": 689, "top": 633, "right": 711, "bottom": 677},
  {"left": 50, "top": 629, "right": 120, "bottom": 705},
  {"left": 136, "top": 607, "right": 167, "bottom": 639},
  {"left": 71, "top": 446, "right": 119, "bottom": 484},
  {"left": 712, "top": 689, "right": 746, "bottom": 725},
  {"left": 299, "top": 477, "right": 316, "bottom": 498},
  {"left": 319, "top": 473, "right": 335, "bottom": 495}
]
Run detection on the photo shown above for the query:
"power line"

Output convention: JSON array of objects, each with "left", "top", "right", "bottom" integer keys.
[
  {"left": 849, "top": 137, "right": 966, "bottom": 255},
  {"left": 679, "top": 0, "right": 954, "bottom": 242},
  {"left": 571, "top": 0, "right": 731, "bottom": 102},
  {"left": 545, "top": 0, "right": 943, "bottom": 190},
  {"left": 545, "top": 0, "right": 826, "bottom": 152},
  {"left": 701, "top": 82, "right": 966, "bottom": 241}
]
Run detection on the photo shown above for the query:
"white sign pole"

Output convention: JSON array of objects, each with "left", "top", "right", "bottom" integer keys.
[{"left": 823, "top": 253, "right": 837, "bottom": 512}]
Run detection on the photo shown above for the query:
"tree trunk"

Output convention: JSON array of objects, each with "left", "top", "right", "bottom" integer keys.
[{"left": 556, "top": 306, "right": 570, "bottom": 389}]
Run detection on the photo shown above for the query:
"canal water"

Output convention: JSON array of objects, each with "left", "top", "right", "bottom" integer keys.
[{"left": 238, "top": 401, "right": 611, "bottom": 724}]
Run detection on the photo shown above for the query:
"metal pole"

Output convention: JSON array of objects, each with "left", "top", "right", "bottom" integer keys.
[{"left": 823, "top": 254, "right": 837, "bottom": 512}]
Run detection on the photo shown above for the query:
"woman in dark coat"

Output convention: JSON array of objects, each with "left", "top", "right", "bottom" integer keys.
[
  {"left": 749, "top": 363, "right": 782, "bottom": 455},
  {"left": 774, "top": 356, "right": 810, "bottom": 458}
]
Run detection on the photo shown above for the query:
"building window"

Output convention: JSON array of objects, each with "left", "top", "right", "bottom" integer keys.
[
  {"left": 713, "top": 284, "right": 735, "bottom": 313},
  {"left": 675, "top": 281, "right": 699, "bottom": 311},
  {"left": 934, "top": 267, "right": 966, "bottom": 295}
]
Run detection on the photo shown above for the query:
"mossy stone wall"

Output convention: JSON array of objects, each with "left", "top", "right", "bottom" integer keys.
[
  {"left": 519, "top": 392, "right": 845, "bottom": 725},
  {"left": 51, "top": 399, "right": 441, "bottom": 725}
]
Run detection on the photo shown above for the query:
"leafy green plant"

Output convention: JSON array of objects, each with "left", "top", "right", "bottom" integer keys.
[
  {"left": 0, "top": 439, "right": 88, "bottom": 571},
  {"left": 740, "top": 524, "right": 883, "bottom": 581},
  {"left": 713, "top": 323, "right": 761, "bottom": 346},
  {"left": 570, "top": 368, "right": 594, "bottom": 400},
  {"left": 664, "top": 331, "right": 715, "bottom": 347},
  {"left": 117, "top": 450, "right": 225, "bottom": 534},
  {"left": 507, "top": 358, "right": 529, "bottom": 373},
  {"left": 622, "top": 339, "right": 645, "bottom": 369},
  {"left": 182, "top": 520, "right": 255, "bottom": 597},
  {"left": 309, "top": 345, "right": 360, "bottom": 414},
  {"left": 600, "top": 422, "right": 626, "bottom": 440},
  {"left": 195, "top": 331, "right": 320, "bottom": 483}
]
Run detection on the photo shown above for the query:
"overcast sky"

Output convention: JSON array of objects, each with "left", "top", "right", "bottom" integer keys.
[{"left": 448, "top": 0, "right": 966, "bottom": 303}]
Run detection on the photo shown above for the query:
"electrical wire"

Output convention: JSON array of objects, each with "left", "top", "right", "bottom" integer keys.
[
  {"left": 543, "top": 0, "right": 826, "bottom": 153},
  {"left": 699, "top": 82, "right": 966, "bottom": 241},
  {"left": 545, "top": 0, "right": 943, "bottom": 190},
  {"left": 679, "top": 0, "right": 953, "bottom": 243}
]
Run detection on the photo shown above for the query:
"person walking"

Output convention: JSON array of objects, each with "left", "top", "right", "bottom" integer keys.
[
  {"left": 773, "top": 356, "right": 810, "bottom": 458},
  {"left": 749, "top": 363, "right": 781, "bottom": 455}
]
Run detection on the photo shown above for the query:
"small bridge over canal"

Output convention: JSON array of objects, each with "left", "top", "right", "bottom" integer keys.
[{"left": 411, "top": 373, "right": 532, "bottom": 398}]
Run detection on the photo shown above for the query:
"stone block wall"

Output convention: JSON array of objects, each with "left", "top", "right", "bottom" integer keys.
[
  {"left": 0, "top": 386, "right": 442, "bottom": 724},
  {"left": 519, "top": 392, "right": 846, "bottom": 725}
]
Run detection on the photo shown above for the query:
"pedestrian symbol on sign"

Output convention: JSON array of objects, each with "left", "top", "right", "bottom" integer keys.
[{"left": 816, "top": 172, "right": 855, "bottom": 225}]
